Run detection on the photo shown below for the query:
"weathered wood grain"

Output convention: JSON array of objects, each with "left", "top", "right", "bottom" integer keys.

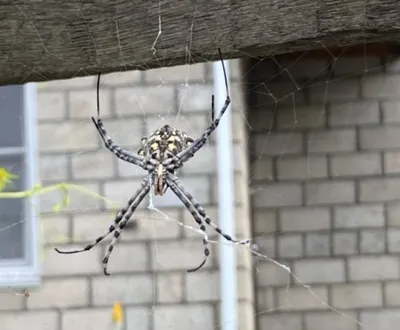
[{"left": 0, "top": 0, "right": 399, "bottom": 85}]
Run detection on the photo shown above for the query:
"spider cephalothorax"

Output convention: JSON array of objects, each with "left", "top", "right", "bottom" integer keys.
[
  {"left": 137, "top": 125, "right": 194, "bottom": 195},
  {"left": 55, "top": 49, "right": 249, "bottom": 276}
]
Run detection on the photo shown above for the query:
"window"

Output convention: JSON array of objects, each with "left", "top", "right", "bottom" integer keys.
[{"left": 0, "top": 83, "right": 40, "bottom": 288}]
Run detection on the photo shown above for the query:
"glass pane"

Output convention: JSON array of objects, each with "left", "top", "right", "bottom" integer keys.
[
  {"left": 0, "top": 155, "right": 25, "bottom": 259},
  {"left": 0, "top": 85, "right": 23, "bottom": 148}
]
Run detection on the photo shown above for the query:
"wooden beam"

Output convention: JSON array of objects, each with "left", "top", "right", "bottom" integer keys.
[{"left": 2, "top": 0, "right": 400, "bottom": 85}]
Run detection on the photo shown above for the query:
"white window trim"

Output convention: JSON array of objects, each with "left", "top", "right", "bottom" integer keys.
[{"left": 0, "top": 82, "right": 40, "bottom": 289}]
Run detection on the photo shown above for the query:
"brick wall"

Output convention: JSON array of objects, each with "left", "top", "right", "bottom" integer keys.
[
  {"left": 0, "top": 61, "right": 254, "bottom": 330},
  {"left": 249, "top": 53, "right": 400, "bottom": 329}
]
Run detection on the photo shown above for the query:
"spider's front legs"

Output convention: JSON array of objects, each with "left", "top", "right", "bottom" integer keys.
[{"left": 92, "top": 117, "right": 151, "bottom": 170}]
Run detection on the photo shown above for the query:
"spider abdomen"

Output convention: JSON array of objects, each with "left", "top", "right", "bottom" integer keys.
[{"left": 137, "top": 124, "right": 194, "bottom": 161}]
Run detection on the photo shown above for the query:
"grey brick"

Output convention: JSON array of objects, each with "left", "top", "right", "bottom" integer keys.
[
  {"left": 92, "top": 275, "right": 153, "bottom": 305},
  {"left": 100, "top": 69, "right": 141, "bottom": 86},
  {"left": 178, "top": 84, "right": 214, "bottom": 113},
  {"left": 280, "top": 57, "right": 328, "bottom": 80},
  {"left": 382, "top": 101, "right": 400, "bottom": 123},
  {"left": 253, "top": 210, "right": 277, "bottom": 234},
  {"left": 277, "top": 156, "right": 328, "bottom": 180},
  {"left": 96, "top": 117, "right": 144, "bottom": 149},
  {"left": 294, "top": 259, "right": 345, "bottom": 284},
  {"left": 259, "top": 313, "right": 301, "bottom": 330},
  {"left": 47, "top": 75, "right": 95, "bottom": 88},
  {"left": 38, "top": 91, "right": 66, "bottom": 120},
  {"left": 0, "top": 292, "right": 24, "bottom": 310},
  {"left": 116, "top": 155, "right": 150, "bottom": 178},
  {"left": 69, "top": 88, "right": 111, "bottom": 118},
  {"left": 227, "top": 81, "right": 246, "bottom": 113},
  {"left": 305, "top": 233, "right": 330, "bottom": 257},
  {"left": 277, "top": 104, "right": 326, "bottom": 129},
  {"left": 115, "top": 85, "right": 175, "bottom": 115},
  {"left": 332, "top": 283, "right": 383, "bottom": 309},
  {"left": 309, "top": 78, "right": 359, "bottom": 103},
  {"left": 307, "top": 129, "right": 356, "bottom": 153},
  {"left": 154, "top": 305, "right": 214, "bottom": 330},
  {"left": 103, "top": 178, "right": 151, "bottom": 206},
  {"left": 126, "top": 307, "right": 151, "bottom": 330},
  {"left": 305, "top": 312, "right": 358, "bottom": 330},
  {"left": 278, "top": 234, "right": 303, "bottom": 258},
  {"left": 387, "top": 203, "right": 400, "bottom": 226},
  {"left": 388, "top": 229, "right": 400, "bottom": 253},
  {"left": 252, "top": 132, "right": 303, "bottom": 156},
  {"left": 231, "top": 112, "right": 248, "bottom": 142},
  {"left": 305, "top": 181, "right": 355, "bottom": 205},
  {"left": 333, "top": 232, "right": 357, "bottom": 256},
  {"left": 252, "top": 158, "right": 274, "bottom": 181},
  {"left": 40, "top": 182, "right": 101, "bottom": 214},
  {"left": 238, "top": 302, "right": 255, "bottom": 330},
  {"left": 384, "top": 282, "right": 400, "bottom": 307},
  {"left": 40, "top": 155, "right": 69, "bottom": 182},
  {"left": 252, "top": 183, "right": 302, "bottom": 208},
  {"left": 258, "top": 81, "right": 306, "bottom": 105},
  {"left": 229, "top": 59, "right": 243, "bottom": 81},
  {"left": 0, "top": 311, "right": 59, "bottom": 330},
  {"left": 157, "top": 273, "right": 184, "bottom": 303},
  {"left": 151, "top": 240, "right": 216, "bottom": 271},
  {"left": 39, "top": 122, "right": 98, "bottom": 152},
  {"left": 254, "top": 236, "right": 276, "bottom": 259},
  {"left": 145, "top": 62, "right": 206, "bottom": 84},
  {"left": 249, "top": 109, "right": 275, "bottom": 132},
  {"left": 360, "top": 178, "right": 400, "bottom": 202},
  {"left": 360, "top": 126, "right": 400, "bottom": 150},
  {"left": 71, "top": 150, "right": 114, "bottom": 180},
  {"left": 329, "top": 101, "right": 380, "bottom": 126},
  {"left": 256, "top": 289, "right": 275, "bottom": 312},
  {"left": 256, "top": 262, "right": 291, "bottom": 287},
  {"left": 27, "top": 278, "right": 89, "bottom": 309},
  {"left": 280, "top": 207, "right": 331, "bottom": 232},
  {"left": 348, "top": 256, "right": 400, "bottom": 281},
  {"left": 334, "top": 55, "right": 382, "bottom": 77},
  {"left": 330, "top": 153, "right": 381, "bottom": 177},
  {"left": 42, "top": 245, "right": 101, "bottom": 276},
  {"left": 277, "top": 286, "right": 328, "bottom": 310},
  {"left": 362, "top": 74, "right": 400, "bottom": 98},
  {"left": 62, "top": 308, "right": 110, "bottom": 330},
  {"left": 334, "top": 205, "right": 385, "bottom": 228},
  {"left": 71, "top": 209, "right": 180, "bottom": 242},
  {"left": 361, "top": 310, "right": 400, "bottom": 330},
  {"left": 384, "top": 151, "right": 400, "bottom": 173},
  {"left": 104, "top": 243, "right": 149, "bottom": 273},
  {"left": 186, "top": 270, "right": 219, "bottom": 302},
  {"left": 360, "top": 230, "right": 385, "bottom": 253}
]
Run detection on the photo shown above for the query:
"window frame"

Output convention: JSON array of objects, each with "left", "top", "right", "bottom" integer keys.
[{"left": 0, "top": 82, "right": 40, "bottom": 289}]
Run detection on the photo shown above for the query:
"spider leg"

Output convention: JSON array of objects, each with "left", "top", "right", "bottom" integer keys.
[
  {"left": 92, "top": 72, "right": 151, "bottom": 170},
  {"left": 165, "top": 175, "right": 209, "bottom": 272},
  {"left": 55, "top": 175, "right": 152, "bottom": 271},
  {"left": 167, "top": 172, "right": 250, "bottom": 244},
  {"left": 175, "top": 49, "right": 230, "bottom": 165}
]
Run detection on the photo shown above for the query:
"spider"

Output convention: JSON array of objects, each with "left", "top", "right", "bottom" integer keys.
[{"left": 55, "top": 49, "right": 249, "bottom": 275}]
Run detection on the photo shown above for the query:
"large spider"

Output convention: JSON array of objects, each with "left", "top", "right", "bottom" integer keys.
[{"left": 55, "top": 49, "right": 249, "bottom": 275}]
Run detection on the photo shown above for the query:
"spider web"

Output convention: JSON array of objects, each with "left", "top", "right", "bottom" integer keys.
[{"left": 0, "top": 1, "right": 398, "bottom": 330}]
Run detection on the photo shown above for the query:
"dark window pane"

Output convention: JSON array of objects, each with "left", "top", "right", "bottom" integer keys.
[
  {"left": 0, "top": 155, "right": 25, "bottom": 259},
  {"left": 0, "top": 85, "right": 23, "bottom": 148}
]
